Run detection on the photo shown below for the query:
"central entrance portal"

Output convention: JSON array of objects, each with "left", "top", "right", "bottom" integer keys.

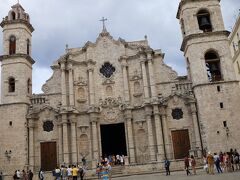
[{"left": 100, "top": 123, "right": 127, "bottom": 156}]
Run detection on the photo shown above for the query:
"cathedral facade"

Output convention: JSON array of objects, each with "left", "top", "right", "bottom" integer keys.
[{"left": 0, "top": 0, "right": 240, "bottom": 176}]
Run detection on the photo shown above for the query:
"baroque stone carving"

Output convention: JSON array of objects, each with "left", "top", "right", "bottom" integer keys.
[
  {"left": 99, "top": 97, "right": 123, "bottom": 123},
  {"left": 99, "top": 97, "right": 122, "bottom": 108}
]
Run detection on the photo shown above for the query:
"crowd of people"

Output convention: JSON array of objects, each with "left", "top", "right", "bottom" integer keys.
[
  {"left": 99, "top": 154, "right": 125, "bottom": 166},
  {"left": 8, "top": 148, "right": 239, "bottom": 179},
  {"left": 52, "top": 165, "right": 87, "bottom": 180},
  {"left": 164, "top": 148, "right": 240, "bottom": 176},
  {"left": 202, "top": 149, "right": 240, "bottom": 175},
  {"left": 12, "top": 169, "right": 33, "bottom": 180}
]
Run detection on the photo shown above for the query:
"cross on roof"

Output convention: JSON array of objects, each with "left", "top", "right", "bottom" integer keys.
[{"left": 100, "top": 17, "right": 108, "bottom": 32}]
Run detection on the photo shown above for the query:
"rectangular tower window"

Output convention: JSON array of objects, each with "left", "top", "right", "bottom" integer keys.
[
  {"left": 220, "top": 102, "right": 224, "bottom": 109},
  {"left": 223, "top": 121, "right": 227, "bottom": 127},
  {"left": 217, "top": 86, "right": 221, "bottom": 92},
  {"left": 9, "top": 121, "right": 12, "bottom": 126}
]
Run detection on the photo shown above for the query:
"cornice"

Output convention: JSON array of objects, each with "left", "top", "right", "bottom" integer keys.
[
  {"left": 0, "top": 19, "right": 34, "bottom": 33},
  {"left": 0, "top": 53, "right": 35, "bottom": 65},
  {"left": 181, "top": 30, "right": 230, "bottom": 51},
  {"left": 192, "top": 80, "right": 239, "bottom": 89}
]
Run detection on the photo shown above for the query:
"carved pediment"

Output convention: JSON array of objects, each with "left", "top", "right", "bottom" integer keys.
[{"left": 99, "top": 97, "right": 122, "bottom": 108}]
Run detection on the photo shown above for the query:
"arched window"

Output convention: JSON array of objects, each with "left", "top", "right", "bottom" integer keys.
[
  {"left": 11, "top": 11, "right": 16, "bottom": 20},
  {"left": 27, "top": 79, "right": 31, "bottom": 94},
  {"left": 8, "top": 77, "right": 15, "bottom": 92},
  {"left": 205, "top": 51, "right": 221, "bottom": 81},
  {"left": 27, "top": 39, "right": 30, "bottom": 55},
  {"left": 197, "top": 10, "right": 212, "bottom": 32},
  {"left": 9, "top": 36, "right": 16, "bottom": 55}
]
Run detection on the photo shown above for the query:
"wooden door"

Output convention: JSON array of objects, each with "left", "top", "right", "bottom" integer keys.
[
  {"left": 171, "top": 130, "right": 190, "bottom": 159},
  {"left": 40, "top": 142, "right": 57, "bottom": 171}
]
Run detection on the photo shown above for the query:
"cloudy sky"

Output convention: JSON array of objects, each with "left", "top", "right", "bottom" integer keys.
[{"left": 0, "top": 0, "right": 239, "bottom": 93}]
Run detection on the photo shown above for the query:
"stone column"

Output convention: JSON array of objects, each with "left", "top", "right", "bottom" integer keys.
[
  {"left": 61, "top": 63, "right": 67, "bottom": 106},
  {"left": 28, "top": 119, "right": 35, "bottom": 169},
  {"left": 70, "top": 114, "right": 77, "bottom": 164},
  {"left": 124, "top": 110, "right": 136, "bottom": 163},
  {"left": 140, "top": 55, "right": 150, "bottom": 99},
  {"left": 120, "top": 56, "right": 130, "bottom": 102},
  {"left": 91, "top": 114, "right": 99, "bottom": 162},
  {"left": 62, "top": 114, "right": 70, "bottom": 164},
  {"left": 145, "top": 107, "right": 156, "bottom": 161},
  {"left": 153, "top": 105, "right": 164, "bottom": 161},
  {"left": 190, "top": 103, "right": 202, "bottom": 157},
  {"left": 161, "top": 111, "right": 171, "bottom": 159},
  {"left": 68, "top": 63, "right": 74, "bottom": 106},
  {"left": 88, "top": 68, "right": 95, "bottom": 105},
  {"left": 57, "top": 122, "right": 63, "bottom": 164},
  {"left": 147, "top": 53, "right": 156, "bottom": 98}
]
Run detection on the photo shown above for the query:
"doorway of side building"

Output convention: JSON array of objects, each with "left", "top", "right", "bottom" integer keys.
[
  {"left": 100, "top": 123, "right": 127, "bottom": 157},
  {"left": 171, "top": 129, "right": 191, "bottom": 159},
  {"left": 40, "top": 141, "right": 57, "bottom": 171}
]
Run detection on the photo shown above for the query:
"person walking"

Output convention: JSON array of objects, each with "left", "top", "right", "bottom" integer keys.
[
  {"left": 190, "top": 155, "right": 196, "bottom": 175},
  {"left": 214, "top": 153, "right": 222, "bottom": 173},
  {"left": 164, "top": 158, "right": 170, "bottom": 176},
  {"left": 184, "top": 156, "right": 191, "bottom": 176},
  {"left": 38, "top": 168, "right": 44, "bottom": 180}
]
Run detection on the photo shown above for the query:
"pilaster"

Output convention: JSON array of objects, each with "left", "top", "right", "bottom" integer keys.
[
  {"left": 145, "top": 106, "right": 156, "bottom": 161},
  {"left": 62, "top": 114, "right": 69, "bottom": 164},
  {"left": 70, "top": 114, "right": 77, "bottom": 164},
  {"left": 153, "top": 105, "right": 164, "bottom": 161},
  {"left": 61, "top": 63, "right": 67, "bottom": 106},
  {"left": 140, "top": 55, "right": 150, "bottom": 101},
  {"left": 124, "top": 109, "right": 136, "bottom": 163},
  {"left": 68, "top": 63, "right": 74, "bottom": 106}
]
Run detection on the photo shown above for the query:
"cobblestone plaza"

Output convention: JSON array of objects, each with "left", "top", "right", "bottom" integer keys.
[{"left": 115, "top": 171, "right": 240, "bottom": 180}]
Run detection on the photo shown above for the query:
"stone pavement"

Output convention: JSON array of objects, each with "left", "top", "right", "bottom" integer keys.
[{"left": 113, "top": 170, "right": 240, "bottom": 180}]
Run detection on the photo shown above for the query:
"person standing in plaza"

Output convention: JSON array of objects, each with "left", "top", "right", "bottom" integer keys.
[
  {"left": 28, "top": 170, "right": 34, "bottom": 180},
  {"left": 190, "top": 155, "right": 196, "bottom": 175},
  {"left": 67, "top": 165, "right": 73, "bottom": 180},
  {"left": 207, "top": 152, "right": 215, "bottom": 175},
  {"left": 55, "top": 166, "right": 61, "bottom": 180},
  {"left": 72, "top": 165, "right": 78, "bottom": 180},
  {"left": 164, "top": 158, "right": 170, "bottom": 176},
  {"left": 184, "top": 156, "right": 191, "bottom": 176},
  {"left": 214, "top": 153, "right": 222, "bottom": 173}
]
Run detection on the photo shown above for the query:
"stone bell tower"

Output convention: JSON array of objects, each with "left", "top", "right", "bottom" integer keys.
[
  {"left": 177, "top": 0, "right": 240, "bottom": 153},
  {"left": 0, "top": 3, "right": 34, "bottom": 104},
  {"left": 0, "top": 3, "right": 35, "bottom": 174}
]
